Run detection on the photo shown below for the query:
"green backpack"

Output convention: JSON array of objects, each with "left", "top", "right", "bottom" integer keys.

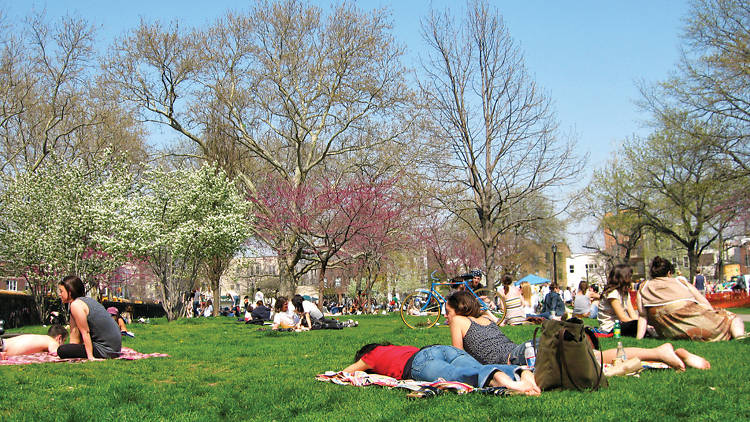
[{"left": 533, "top": 318, "right": 607, "bottom": 391}]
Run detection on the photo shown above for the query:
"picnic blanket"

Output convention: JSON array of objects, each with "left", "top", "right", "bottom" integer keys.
[
  {"left": 0, "top": 347, "right": 169, "bottom": 365},
  {"left": 316, "top": 371, "right": 514, "bottom": 397}
]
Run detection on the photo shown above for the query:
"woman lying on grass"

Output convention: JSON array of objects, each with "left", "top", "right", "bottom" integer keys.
[
  {"left": 340, "top": 342, "right": 540, "bottom": 395},
  {"left": 446, "top": 290, "right": 710, "bottom": 371}
]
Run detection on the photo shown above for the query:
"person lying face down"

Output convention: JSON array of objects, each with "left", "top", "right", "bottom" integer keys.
[
  {"left": 0, "top": 325, "right": 68, "bottom": 359},
  {"left": 339, "top": 342, "right": 540, "bottom": 396}
]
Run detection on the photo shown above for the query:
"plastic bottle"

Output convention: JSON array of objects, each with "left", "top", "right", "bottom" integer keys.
[
  {"left": 524, "top": 341, "right": 536, "bottom": 368},
  {"left": 615, "top": 341, "right": 627, "bottom": 365},
  {"left": 613, "top": 320, "right": 621, "bottom": 339}
]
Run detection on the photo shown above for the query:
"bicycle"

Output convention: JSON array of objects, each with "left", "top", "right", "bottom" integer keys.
[{"left": 400, "top": 271, "right": 507, "bottom": 329}]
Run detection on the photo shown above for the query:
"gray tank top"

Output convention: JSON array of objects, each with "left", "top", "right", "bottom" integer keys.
[
  {"left": 78, "top": 297, "right": 122, "bottom": 357},
  {"left": 462, "top": 317, "right": 518, "bottom": 365},
  {"left": 573, "top": 294, "right": 591, "bottom": 315}
]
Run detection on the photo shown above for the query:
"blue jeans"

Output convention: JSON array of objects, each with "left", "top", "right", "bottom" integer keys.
[
  {"left": 589, "top": 304, "right": 598, "bottom": 319},
  {"left": 409, "top": 345, "right": 520, "bottom": 387}
]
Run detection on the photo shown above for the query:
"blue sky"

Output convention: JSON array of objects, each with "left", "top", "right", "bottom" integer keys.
[{"left": 3, "top": 1, "right": 690, "bottom": 250}]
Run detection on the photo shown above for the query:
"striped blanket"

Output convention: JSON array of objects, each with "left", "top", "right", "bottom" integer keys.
[{"left": 316, "top": 371, "right": 513, "bottom": 397}]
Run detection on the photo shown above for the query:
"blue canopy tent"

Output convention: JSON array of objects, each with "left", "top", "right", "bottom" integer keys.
[{"left": 515, "top": 274, "right": 550, "bottom": 286}]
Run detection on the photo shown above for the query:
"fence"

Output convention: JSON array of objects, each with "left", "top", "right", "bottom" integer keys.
[{"left": 0, "top": 291, "right": 166, "bottom": 329}]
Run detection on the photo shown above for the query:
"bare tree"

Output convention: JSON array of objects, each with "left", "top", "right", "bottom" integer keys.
[
  {"left": 103, "top": 0, "right": 414, "bottom": 295},
  {"left": 642, "top": 0, "right": 750, "bottom": 175},
  {"left": 0, "top": 12, "right": 144, "bottom": 175},
  {"left": 419, "top": 1, "right": 585, "bottom": 289}
]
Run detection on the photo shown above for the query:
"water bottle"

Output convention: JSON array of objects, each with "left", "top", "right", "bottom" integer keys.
[
  {"left": 613, "top": 320, "right": 621, "bottom": 339},
  {"left": 524, "top": 341, "right": 536, "bottom": 368},
  {"left": 615, "top": 341, "right": 627, "bottom": 365}
]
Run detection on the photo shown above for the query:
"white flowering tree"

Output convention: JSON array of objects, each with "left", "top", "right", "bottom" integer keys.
[
  {"left": 0, "top": 156, "right": 134, "bottom": 322},
  {"left": 119, "top": 165, "right": 250, "bottom": 320}
]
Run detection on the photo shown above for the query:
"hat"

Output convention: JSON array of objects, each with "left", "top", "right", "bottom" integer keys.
[{"left": 106, "top": 307, "right": 119, "bottom": 316}]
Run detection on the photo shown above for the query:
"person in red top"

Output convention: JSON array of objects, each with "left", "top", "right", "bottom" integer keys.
[{"left": 340, "top": 342, "right": 540, "bottom": 395}]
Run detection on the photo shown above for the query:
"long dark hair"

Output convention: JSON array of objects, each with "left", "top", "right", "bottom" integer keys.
[
  {"left": 59, "top": 275, "right": 85, "bottom": 299},
  {"left": 501, "top": 274, "right": 513, "bottom": 295},
  {"left": 354, "top": 342, "right": 392, "bottom": 362},
  {"left": 291, "top": 294, "right": 304, "bottom": 312},
  {"left": 603, "top": 265, "right": 632, "bottom": 297}
]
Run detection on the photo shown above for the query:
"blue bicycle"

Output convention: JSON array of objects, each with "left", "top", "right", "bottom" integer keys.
[{"left": 400, "top": 271, "right": 507, "bottom": 329}]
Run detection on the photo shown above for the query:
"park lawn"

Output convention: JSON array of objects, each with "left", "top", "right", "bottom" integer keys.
[
  {"left": 2, "top": 315, "right": 749, "bottom": 422},
  {"left": 728, "top": 307, "right": 750, "bottom": 314}
]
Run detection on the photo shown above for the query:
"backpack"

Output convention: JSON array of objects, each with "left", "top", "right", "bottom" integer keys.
[{"left": 533, "top": 318, "right": 607, "bottom": 391}]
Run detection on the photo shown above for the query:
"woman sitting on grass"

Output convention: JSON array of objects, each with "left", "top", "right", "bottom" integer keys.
[
  {"left": 499, "top": 275, "right": 525, "bottom": 325},
  {"left": 107, "top": 307, "right": 135, "bottom": 337},
  {"left": 340, "top": 342, "right": 540, "bottom": 395},
  {"left": 636, "top": 256, "right": 745, "bottom": 341},
  {"left": 272, "top": 297, "right": 306, "bottom": 331},
  {"left": 57, "top": 275, "right": 121, "bottom": 360},
  {"left": 445, "top": 290, "right": 710, "bottom": 371},
  {"left": 598, "top": 264, "right": 639, "bottom": 337}
]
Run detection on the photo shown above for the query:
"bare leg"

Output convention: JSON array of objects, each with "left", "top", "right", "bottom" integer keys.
[
  {"left": 675, "top": 348, "right": 710, "bottom": 370},
  {"left": 0, "top": 351, "right": 6, "bottom": 360},
  {"left": 600, "top": 343, "right": 685, "bottom": 370},
  {"left": 729, "top": 315, "right": 745, "bottom": 338},
  {"left": 488, "top": 370, "right": 540, "bottom": 396}
]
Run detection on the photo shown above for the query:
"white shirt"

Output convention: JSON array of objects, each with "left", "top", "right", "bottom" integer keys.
[
  {"left": 302, "top": 300, "right": 324, "bottom": 320},
  {"left": 254, "top": 290, "right": 265, "bottom": 304}
]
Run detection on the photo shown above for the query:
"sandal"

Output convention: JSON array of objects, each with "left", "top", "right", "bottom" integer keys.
[{"left": 406, "top": 386, "right": 441, "bottom": 399}]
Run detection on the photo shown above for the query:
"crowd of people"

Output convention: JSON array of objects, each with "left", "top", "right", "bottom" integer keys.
[
  {"left": 335, "top": 256, "right": 744, "bottom": 395},
  {"left": 1, "top": 256, "right": 744, "bottom": 400}
]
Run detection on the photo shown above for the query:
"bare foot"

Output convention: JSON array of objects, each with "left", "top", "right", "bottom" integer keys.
[
  {"left": 675, "top": 348, "right": 711, "bottom": 370},
  {"left": 655, "top": 343, "right": 685, "bottom": 371},
  {"left": 489, "top": 370, "right": 540, "bottom": 396},
  {"left": 502, "top": 371, "right": 541, "bottom": 396},
  {"left": 0, "top": 351, "right": 6, "bottom": 360},
  {"left": 521, "top": 370, "right": 541, "bottom": 395}
]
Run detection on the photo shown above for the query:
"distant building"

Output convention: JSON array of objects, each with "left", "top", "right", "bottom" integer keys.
[{"left": 565, "top": 253, "right": 607, "bottom": 291}]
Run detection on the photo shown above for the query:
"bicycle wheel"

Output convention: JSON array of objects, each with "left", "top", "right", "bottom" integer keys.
[
  {"left": 400, "top": 291, "right": 441, "bottom": 329},
  {"left": 473, "top": 288, "right": 507, "bottom": 325}
]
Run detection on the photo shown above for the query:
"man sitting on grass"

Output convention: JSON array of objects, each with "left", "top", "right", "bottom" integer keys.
[{"left": 0, "top": 325, "right": 68, "bottom": 359}]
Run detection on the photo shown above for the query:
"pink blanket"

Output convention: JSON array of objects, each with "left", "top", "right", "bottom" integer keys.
[{"left": 0, "top": 347, "right": 169, "bottom": 365}]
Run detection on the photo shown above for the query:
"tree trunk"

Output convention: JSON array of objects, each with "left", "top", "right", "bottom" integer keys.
[
  {"left": 318, "top": 260, "right": 328, "bottom": 307},
  {"left": 278, "top": 257, "right": 296, "bottom": 297}
]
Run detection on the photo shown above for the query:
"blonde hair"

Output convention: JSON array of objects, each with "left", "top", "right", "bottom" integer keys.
[{"left": 521, "top": 282, "right": 532, "bottom": 303}]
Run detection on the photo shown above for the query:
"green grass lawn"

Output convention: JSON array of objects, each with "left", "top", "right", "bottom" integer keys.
[
  {"left": 2, "top": 314, "right": 749, "bottom": 421},
  {"left": 728, "top": 307, "right": 750, "bottom": 314}
]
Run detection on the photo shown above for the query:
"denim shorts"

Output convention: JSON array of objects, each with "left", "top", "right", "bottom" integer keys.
[
  {"left": 507, "top": 339, "right": 540, "bottom": 366},
  {"left": 409, "top": 345, "right": 520, "bottom": 387}
]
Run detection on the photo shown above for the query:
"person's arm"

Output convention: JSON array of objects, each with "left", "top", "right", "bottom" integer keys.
[
  {"left": 302, "top": 312, "right": 312, "bottom": 331},
  {"left": 69, "top": 300, "right": 98, "bottom": 360},
  {"left": 635, "top": 316, "right": 648, "bottom": 339},
  {"left": 624, "top": 294, "right": 639, "bottom": 320},
  {"left": 342, "top": 359, "right": 371, "bottom": 373},
  {"left": 68, "top": 312, "right": 81, "bottom": 344},
  {"left": 609, "top": 297, "right": 634, "bottom": 322},
  {"left": 449, "top": 317, "right": 468, "bottom": 349}
]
